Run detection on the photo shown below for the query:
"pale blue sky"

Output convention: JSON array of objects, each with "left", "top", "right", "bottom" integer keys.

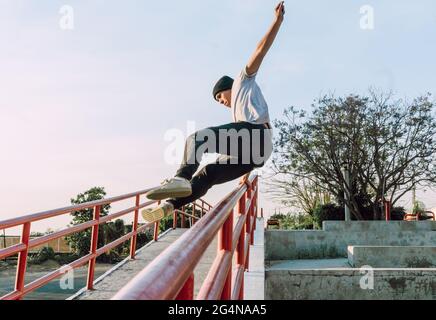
[{"left": 1, "top": 0, "right": 435, "bottom": 232}]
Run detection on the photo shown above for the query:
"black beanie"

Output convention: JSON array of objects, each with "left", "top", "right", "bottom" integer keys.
[{"left": 213, "top": 76, "right": 234, "bottom": 101}]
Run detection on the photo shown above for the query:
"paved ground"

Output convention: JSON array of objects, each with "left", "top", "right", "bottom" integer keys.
[{"left": 71, "top": 218, "right": 265, "bottom": 300}]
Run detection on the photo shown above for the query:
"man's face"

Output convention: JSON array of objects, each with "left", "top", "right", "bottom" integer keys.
[{"left": 215, "top": 89, "right": 232, "bottom": 108}]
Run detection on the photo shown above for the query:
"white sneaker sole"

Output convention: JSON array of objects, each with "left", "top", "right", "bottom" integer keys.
[
  {"left": 141, "top": 208, "right": 165, "bottom": 223},
  {"left": 146, "top": 188, "right": 192, "bottom": 200}
]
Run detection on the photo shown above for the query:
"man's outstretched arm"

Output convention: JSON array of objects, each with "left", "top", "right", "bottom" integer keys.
[{"left": 246, "top": 1, "right": 285, "bottom": 77}]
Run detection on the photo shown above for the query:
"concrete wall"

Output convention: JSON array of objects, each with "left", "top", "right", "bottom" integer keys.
[
  {"left": 0, "top": 236, "right": 72, "bottom": 253},
  {"left": 323, "top": 221, "right": 436, "bottom": 232},
  {"left": 265, "top": 221, "right": 436, "bottom": 300},
  {"left": 265, "top": 221, "right": 436, "bottom": 260},
  {"left": 265, "top": 268, "right": 436, "bottom": 300},
  {"left": 348, "top": 246, "right": 436, "bottom": 268}
]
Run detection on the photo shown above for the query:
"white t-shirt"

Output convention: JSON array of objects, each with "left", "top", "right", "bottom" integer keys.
[{"left": 231, "top": 67, "right": 271, "bottom": 125}]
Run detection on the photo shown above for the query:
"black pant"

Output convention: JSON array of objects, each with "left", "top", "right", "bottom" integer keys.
[{"left": 167, "top": 122, "right": 273, "bottom": 209}]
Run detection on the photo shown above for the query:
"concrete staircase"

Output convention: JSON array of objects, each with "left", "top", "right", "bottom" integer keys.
[{"left": 265, "top": 221, "right": 436, "bottom": 300}]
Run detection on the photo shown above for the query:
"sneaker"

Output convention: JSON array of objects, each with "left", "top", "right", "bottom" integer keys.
[
  {"left": 146, "top": 177, "right": 192, "bottom": 200},
  {"left": 141, "top": 202, "right": 174, "bottom": 223}
]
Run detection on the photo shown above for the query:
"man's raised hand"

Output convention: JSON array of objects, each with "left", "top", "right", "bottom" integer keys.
[
  {"left": 275, "top": 1, "right": 285, "bottom": 23},
  {"left": 246, "top": 0, "right": 285, "bottom": 76}
]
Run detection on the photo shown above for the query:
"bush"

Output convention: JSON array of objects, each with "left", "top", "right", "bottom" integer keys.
[
  {"left": 29, "top": 247, "right": 55, "bottom": 265},
  {"left": 97, "top": 249, "right": 123, "bottom": 264},
  {"left": 125, "top": 225, "right": 153, "bottom": 251},
  {"left": 312, "top": 203, "right": 345, "bottom": 229},
  {"left": 270, "top": 213, "right": 315, "bottom": 230},
  {"left": 53, "top": 253, "right": 80, "bottom": 265},
  {"left": 390, "top": 206, "right": 406, "bottom": 220}
]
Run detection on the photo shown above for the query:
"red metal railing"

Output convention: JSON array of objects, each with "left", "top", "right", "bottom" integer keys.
[
  {"left": 112, "top": 174, "right": 259, "bottom": 300},
  {"left": 404, "top": 211, "right": 436, "bottom": 221},
  {"left": 0, "top": 187, "right": 212, "bottom": 300},
  {"left": 384, "top": 200, "right": 391, "bottom": 221}
]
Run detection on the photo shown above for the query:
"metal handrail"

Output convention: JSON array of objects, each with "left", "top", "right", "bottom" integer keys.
[
  {"left": 176, "top": 210, "right": 200, "bottom": 221},
  {"left": 112, "top": 174, "right": 259, "bottom": 300},
  {"left": 0, "top": 188, "right": 155, "bottom": 230},
  {"left": 0, "top": 185, "right": 212, "bottom": 300},
  {"left": 404, "top": 211, "right": 436, "bottom": 221}
]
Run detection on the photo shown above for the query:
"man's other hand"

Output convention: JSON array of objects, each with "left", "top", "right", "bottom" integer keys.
[{"left": 239, "top": 173, "right": 252, "bottom": 190}]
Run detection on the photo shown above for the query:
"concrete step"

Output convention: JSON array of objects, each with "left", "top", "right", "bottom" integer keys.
[
  {"left": 267, "top": 258, "right": 351, "bottom": 270},
  {"left": 348, "top": 245, "right": 436, "bottom": 268},
  {"left": 323, "top": 221, "right": 436, "bottom": 232},
  {"left": 265, "top": 229, "right": 436, "bottom": 260},
  {"left": 265, "top": 259, "right": 436, "bottom": 300}
]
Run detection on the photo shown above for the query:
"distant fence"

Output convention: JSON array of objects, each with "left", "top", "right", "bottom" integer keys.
[{"left": 0, "top": 236, "right": 72, "bottom": 254}]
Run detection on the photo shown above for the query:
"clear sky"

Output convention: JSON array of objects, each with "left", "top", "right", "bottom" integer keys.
[{"left": 1, "top": 0, "right": 436, "bottom": 233}]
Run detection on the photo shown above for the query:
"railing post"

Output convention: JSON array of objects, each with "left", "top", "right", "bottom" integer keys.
[
  {"left": 130, "top": 195, "right": 140, "bottom": 259},
  {"left": 173, "top": 210, "right": 178, "bottom": 229},
  {"left": 245, "top": 185, "right": 251, "bottom": 234},
  {"left": 15, "top": 222, "right": 31, "bottom": 299},
  {"left": 154, "top": 221, "right": 160, "bottom": 241},
  {"left": 153, "top": 200, "right": 161, "bottom": 241},
  {"left": 254, "top": 177, "right": 259, "bottom": 220},
  {"left": 87, "top": 205, "right": 101, "bottom": 290},
  {"left": 181, "top": 206, "right": 186, "bottom": 228},
  {"left": 193, "top": 203, "right": 196, "bottom": 225},
  {"left": 219, "top": 209, "right": 233, "bottom": 300},
  {"left": 176, "top": 273, "right": 195, "bottom": 300},
  {"left": 245, "top": 186, "right": 252, "bottom": 271},
  {"left": 385, "top": 200, "right": 391, "bottom": 221},
  {"left": 250, "top": 182, "right": 257, "bottom": 245},
  {"left": 236, "top": 193, "right": 246, "bottom": 300}
]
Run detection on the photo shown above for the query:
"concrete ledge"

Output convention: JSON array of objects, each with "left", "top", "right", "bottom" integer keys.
[
  {"left": 265, "top": 266, "right": 436, "bottom": 300},
  {"left": 348, "top": 246, "right": 436, "bottom": 268},
  {"left": 323, "top": 221, "right": 436, "bottom": 232},
  {"left": 265, "top": 230, "right": 436, "bottom": 260},
  {"left": 267, "top": 258, "right": 351, "bottom": 270}
]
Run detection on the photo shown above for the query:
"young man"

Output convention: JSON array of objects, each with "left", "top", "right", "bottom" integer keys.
[{"left": 142, "top": 2, "right": 285, "bottom": 222}]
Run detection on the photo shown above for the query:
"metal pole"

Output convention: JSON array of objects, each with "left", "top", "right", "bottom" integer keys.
[
  {"left": 412, "top": 186, "right": 416, "bottom": 208},
  {"left": 343, "top": 166, "right": 351, "bottom": 221},
  {"left": 15, "top": 222, "right": 31, "bottom": 299},
  {"left": 181, "top": 206, "right": 185, "bottom": 228},
  {"left": 87, "top": 205, "right": 101, "bottom": 290},
  {"left": 245, "top": 187, "right": 252, "bottom": 271},
  {"left": 175, "top": 273, "right": 194, "bottom": 300},
  {"left": 130, "top": 195, "right": 140, "bottom": 259},
  {"left": 385, "top": 200, "right": 391, "bottom": 221},
  {"left": 219, "top": 209, "right": 233, "bottom": 300},
  {"left": 2, "top": 229, "right": 6, "bottom": 250},
  {"left": 236, "top": 193, "right": 246, "bottom": 300},
  {"left": 2, "top": 229, "right": 6, "bottom": 262}
]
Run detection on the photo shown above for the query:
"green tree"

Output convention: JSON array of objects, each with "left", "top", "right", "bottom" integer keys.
[
  {"left": 270, "top": 213, "right": 315, "bottom": 230},
  {"left": 272, "top": 91, "right": 436, "bottom": 220},
  {"left": 267, "top": 176, "right": 332, "bottom": 215},
  {"left": 66, "top": 187, "right": 119, "bottom": 261}
]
